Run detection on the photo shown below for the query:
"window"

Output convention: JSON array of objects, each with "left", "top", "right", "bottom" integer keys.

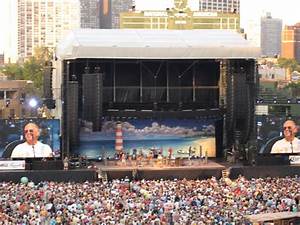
[{"left": 0, "top": 91, "right": 4, "bottom": 99}]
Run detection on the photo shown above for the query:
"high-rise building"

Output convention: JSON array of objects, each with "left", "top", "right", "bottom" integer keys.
[
  {"left": 4, "top": 0, "right": 18, "bottom": 63},
  {"left": 120, "top": 0, "right": 240, "bottom": 30},
  {"left": 80, "top": 0, "right": 100, "bottom": 28},
  {"left": 99, "top": 0, "right": 133, "bottom": 29},
  {"left": 199, "top": 0, "right": 240, "bottom": 13},
  {"left": 0, "top": 54, "right": 4, "bottom": 66},
  {"left": 260, "top": 13, "right": 282, "bottom": 57},
  {"left": 282, "top": 23, "right": 300, "bottom": 63},
  {"left": 17, "top": 0, "right": 80, "bottom": 60}
]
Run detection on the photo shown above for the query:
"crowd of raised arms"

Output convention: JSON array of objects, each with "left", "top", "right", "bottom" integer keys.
[{"left": 1, "top": 176, "right": 300, "bottom": 225}]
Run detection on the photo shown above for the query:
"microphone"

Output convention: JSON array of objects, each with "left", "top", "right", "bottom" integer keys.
[
  {"left": 288, "top": 129, "right": 294, "bottom": 153},
  {"left": 31, "top": 133, "right": 35, "bottom": 158},
  {"left": 291, "top": 141, "right": 294, "bottom": 153}
]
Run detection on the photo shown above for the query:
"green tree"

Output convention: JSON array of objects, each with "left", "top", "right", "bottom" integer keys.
[
  {"left": 0, "top": 47, "right": 53, "bottom": 97},
  {"left": 284, "top": 82, "right": 300, "bottom": 97},
  {"left": 0, "top": 63, "right": 23, "bottom": 80},
  {"left": 33, "top": 46, "right": 53, "bottom": 65},
  {"left": 277, "top": 57, "right": 299, "bottom": 72}
]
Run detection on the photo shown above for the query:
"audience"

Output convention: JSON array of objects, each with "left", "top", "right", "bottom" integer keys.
[{"left": 1, "top": 176, "right": 300, "bottom": 224}]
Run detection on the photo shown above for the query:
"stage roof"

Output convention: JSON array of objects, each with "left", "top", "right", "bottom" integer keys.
[{"left": 56, "top": 29, "right": 260, "bottom": 60}]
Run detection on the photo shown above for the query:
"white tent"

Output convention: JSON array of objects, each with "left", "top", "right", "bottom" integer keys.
[{"left": 56, "top": 29, "right": 260, "bottom": 60}]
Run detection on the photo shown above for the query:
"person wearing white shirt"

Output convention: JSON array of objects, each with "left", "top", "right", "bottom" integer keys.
[
  {"left": 271, "top": 120, "right": 300, "bottom": 154},
  {"left": 11, "top": 123, "right": 53, "bottom": 158}
]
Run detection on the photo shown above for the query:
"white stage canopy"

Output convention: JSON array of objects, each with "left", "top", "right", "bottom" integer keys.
[{"left": 56, "top": 29, "right": 260, "bottom": 60}]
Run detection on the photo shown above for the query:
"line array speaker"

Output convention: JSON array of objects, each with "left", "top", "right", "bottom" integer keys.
[
  {"left": 67, "top": 81, "right": 79, "bottom": 148},
  {"left": 82, "top": 73, "right": 103, "bottom": 131}
]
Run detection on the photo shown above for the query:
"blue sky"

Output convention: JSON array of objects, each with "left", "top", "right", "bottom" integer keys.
[{"left": 0, "top": 0, "right": 299, "bottom": 53}]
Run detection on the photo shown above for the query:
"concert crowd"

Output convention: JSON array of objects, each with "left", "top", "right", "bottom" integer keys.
[{"left": 1, "top": 176, "right": 300, "bottom": 224}]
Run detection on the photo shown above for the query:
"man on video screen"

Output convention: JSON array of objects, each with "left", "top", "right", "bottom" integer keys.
[
  {"left": 11, "top": 122, "right": 53, "bottom": 158},
  {"left": 271, "top": 120, "right": 300, "bottom": 154}
]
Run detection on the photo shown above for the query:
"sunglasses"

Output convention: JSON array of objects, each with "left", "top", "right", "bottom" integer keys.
[
  {"left": 283, "top": 126, "right": 292, "bottom": 130},
  {"left": 24, "top": 129, "right": 34, "bottom": 133}
]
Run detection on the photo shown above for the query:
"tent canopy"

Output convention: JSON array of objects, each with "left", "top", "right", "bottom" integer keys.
[{"left": 56, "top": 29, "right": 260, "bottom": 60}]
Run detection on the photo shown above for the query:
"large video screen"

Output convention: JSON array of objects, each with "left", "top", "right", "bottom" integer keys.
[
  {"left": 257, "top": 115, "right": 300, "bottom": 154},
  {"left": 0, "top": 119, "right": 60, "bottom": 158},
  {"left": 74, "top": 118, "right": 217, "bottom": 159}
]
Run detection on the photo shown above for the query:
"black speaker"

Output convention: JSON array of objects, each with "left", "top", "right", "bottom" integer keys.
[
  {"left": 43, "top": 65, "right": 53, "bottom": 99},
  {"left": 82, "top": 73, "right": 103, "bottom": 131},
  {"left": 67, "top": 81, "right": 79, "bottom": 147},
  {"left": 43, "top": 99, "right": 56, "bottom": 109}
]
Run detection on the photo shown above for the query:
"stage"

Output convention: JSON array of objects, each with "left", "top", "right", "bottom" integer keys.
[
  {"left": 97, "top": 159, "right": 226, "bottom": 180},
  {"left": 1, "top": 159, "right": 300, "bottom": 182},
  {"left": 0, "top": 159, "right": 300, "bottom": 183}
]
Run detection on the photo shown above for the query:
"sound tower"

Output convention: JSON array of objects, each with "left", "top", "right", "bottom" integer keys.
[
  {"left": 67, "top": 81, "right": 79, "bottom": 148},
  {"left": 225, "top": 59, "right": 257, "bottom": 161},
  {"left": 43, "top": 65, "right": 53, "bottom": 99},
  {"left": 82, "top": 73, "right": 103, "bottom": 131},
  {"left": 43, "top": 64, "right": 55, "bottom": 109}
]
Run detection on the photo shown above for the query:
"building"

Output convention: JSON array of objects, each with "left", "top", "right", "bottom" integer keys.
[
  {"left": 260, "top": 13, "right": 282, "bottom": 57},
  {"left": 80, "top": 0, "right": 100, "bottom": 28},
  {"left": 99, "top": 0, "right": 133, "bottom": 29},
  {"left": 0, "top": 78, "right": 32, "bottom": 119},
  {"left": 0, "top": 54, "right": 4, "bottom": 66},
  {"left": 258, "top": 64, "right": 286, "bottom": 81},
  {"left": 120, "top": 0, "right": 240, "bottom": 30},
  {"left": 281, "top": 23, "right": 300, "bottom": 63},
  {"left": 199, "top": 0, "right": 240, "bottom": 13},
  {"left": 17, "top": 0, "right": 80, "bottom": 60},
  {"left": 2, "top": 0, "right": 18, "bottom": 63}
]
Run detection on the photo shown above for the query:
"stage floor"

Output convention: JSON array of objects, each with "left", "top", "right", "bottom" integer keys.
[{"left": 96, "top": 159, "right": 226, "bottom": 180}]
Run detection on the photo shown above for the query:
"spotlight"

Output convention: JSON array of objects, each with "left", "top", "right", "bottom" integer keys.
[
  {"left": 287, "top": 98, "right": 291, "bottom": 104},
  {"left": 29, "top": 98, "right": 38, "bottom": 108},
  {"left": 256, "top": 98, "right": 264, "bottom": 104},
  {"left": 297, "top": 98, "right": 300, "bottom": 104},
  {"left": 273, "top": 97, "right": 277, "bottom": 104},
  {"left": 5, "top": 99, "right": 10, "bottom": 107},
  {"left": 256, "top": 98, "right": 261, "bottom": 104}
]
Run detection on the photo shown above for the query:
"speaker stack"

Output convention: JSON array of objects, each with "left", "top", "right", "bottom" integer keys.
[{"left": 82, "top": 73, "right": 103, "bottom": 131}]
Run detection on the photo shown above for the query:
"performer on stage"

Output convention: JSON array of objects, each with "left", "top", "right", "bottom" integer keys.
[{"left": 11, "top": 122, "right": 53, "bottom": 158}]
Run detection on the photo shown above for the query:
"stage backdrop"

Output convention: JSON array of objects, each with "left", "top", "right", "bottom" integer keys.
[
  {"left": 257, "top": 115, "right": 300, "bottom": 154},
  {"left": 0, "top": 119, "right": 61, "bottom": 158},
  {"left": 74, "top": 118, "right": 217, "bottom": 159}
]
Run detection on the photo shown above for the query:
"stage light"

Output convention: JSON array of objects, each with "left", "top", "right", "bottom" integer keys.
[
  {"left": 256, "top": 98, "right": 263, "bottom": 104},
  {"left": 287, "top": 98, "right": 291, "bottom": 104},
  {"left": 29, "top": 98, "right": 38, "bottom": 108},
  {"left": 5, "top": 99, "right": 10, "bottom": 107},
  {"left": 297, "top": 98, "right": 300, "bottom": 104},
  {"left": 20, "top": 98, "right": 25, "bottom": 104},
  {"left": 273, "top": 97, "right": 277, "bottom": 104}
]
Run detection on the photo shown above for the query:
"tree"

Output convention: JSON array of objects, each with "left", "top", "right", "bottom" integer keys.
[
  {"left": 0, "top": 47, "right": 53, "bottom": 97},
  {"left": 284, "top": 82, "right": 300, "bottom": 97},
  {"left": 33, "top": 46, "right": 53, "bottom": 65},
  {"left": 277, "top": 57, "right": 299, "bottom": 72}
]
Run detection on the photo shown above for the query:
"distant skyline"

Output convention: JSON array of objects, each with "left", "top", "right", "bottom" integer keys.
[{"left": 0, "top": 0, "right": 300, "bottom": 54}]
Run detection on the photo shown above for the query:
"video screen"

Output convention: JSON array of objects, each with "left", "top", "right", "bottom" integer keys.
[
  {"left": 257, "top": 115, "right": 300, "bottom": 154},
  {"left": 0, "top": 119, "right": 60, "bottom": 158},
  {"left": 74, "top": 118, "right": 217, "bottom": 159}
]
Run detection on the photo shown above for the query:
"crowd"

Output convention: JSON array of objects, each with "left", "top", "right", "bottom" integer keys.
[{"left": 1, "top": 176, "right": 300, "bottom": 224}]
